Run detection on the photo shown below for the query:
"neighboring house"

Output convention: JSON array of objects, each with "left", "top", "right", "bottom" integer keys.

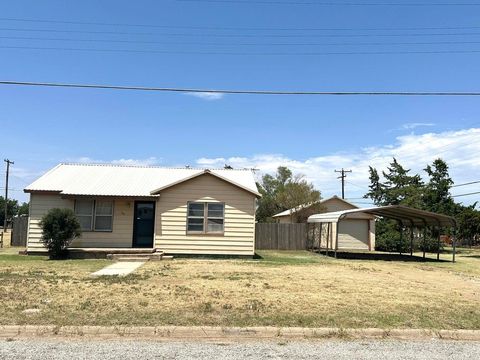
[
  {"left": 24, "top": 163, "right": 260, "bottom": 256},
  {"left": 273, "top": 196, "right": 376, "bottom": 251}
]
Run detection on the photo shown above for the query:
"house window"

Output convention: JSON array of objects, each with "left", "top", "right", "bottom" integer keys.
[
  {"left": 94, "top": 201, "right": 113, "bottom": 231},
  {"left": 74, "top": 199, "right": 113, "bottom": 232},
  {"left": 187, "top": 202, "right": 224, "bottom": 234}
]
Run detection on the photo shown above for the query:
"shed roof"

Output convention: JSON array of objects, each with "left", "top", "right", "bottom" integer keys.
[
  {"left": 24, "top": 163, "right": 261, "bottom": 197},
  {"left": 272, "top": 196, "right": 358, "bottom": 218},
  {"left": 307, "top": 205, "right": 456, "bottom": 227}
]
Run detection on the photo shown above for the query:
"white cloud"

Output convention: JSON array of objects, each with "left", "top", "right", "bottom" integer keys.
[
  {"left": 72, "top": 156, "right": 160, "bottom": 166},
  {"left": 195, "top": 128, "right": 480, "bottom": 207},
  {"left": 186, "top": 92, "right": 224, "bottom": 101},
  {"left": 402, "top": 122, "right": 436, "bottom": 130}
]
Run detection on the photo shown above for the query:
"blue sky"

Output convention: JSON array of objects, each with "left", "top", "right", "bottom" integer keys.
[{"left": 1, "top": 0, "right": 480, "bottom": 206}]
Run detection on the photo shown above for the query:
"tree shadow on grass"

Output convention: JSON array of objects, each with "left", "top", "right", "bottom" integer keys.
[{"left": 314, "top": 250, "right": 451, "bottom": 263}]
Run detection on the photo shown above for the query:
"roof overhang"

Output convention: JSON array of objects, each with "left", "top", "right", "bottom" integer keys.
[
  {"left": 307, "top": 205, "right": 456, "bottom": 227},
  {"left": 149, "top": 169, "right": 262, "bottom": 198}
]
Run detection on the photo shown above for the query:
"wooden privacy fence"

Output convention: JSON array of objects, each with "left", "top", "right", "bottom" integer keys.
[
  {"left": 12, "top": 216, "right": 28, "bottom": 247},
  {"left": 255, "top": 223, "right": 308, "bottom": 250}
]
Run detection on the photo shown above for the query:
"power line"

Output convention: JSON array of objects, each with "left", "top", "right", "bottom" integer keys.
[
  {"left": 2, "top": 80, "right": 480, "bottom": 96},
  {"left": 452, "top": 180, "right": 480, "bottom": 187},
  {"left": 178, "top": 0, "right": 480, "bottom": 6},
  {"left": 4, "top": 27, "right": 480, "bottom": 38},
  {"left": 4, "top": 45, "right": 480, "bottom": 56},
  {"left": 452, "top": 191, "right": 480, "bottom": 197},
  {"left": 2, "top": 17, "right": 480, "bottom": 31},
  {"left": 0, "top": 188, "right": 23, "bottom": 192},
  {"left": 345, "top": 180, "right": 368, "bottom": 190},
  {"left": 5, "top": 36, "right": 480, "bottom": 47}
]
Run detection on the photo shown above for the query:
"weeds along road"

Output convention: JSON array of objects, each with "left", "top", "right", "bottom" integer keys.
[{"left": 1, "top": 339, "right": 479, "bottom": 360}]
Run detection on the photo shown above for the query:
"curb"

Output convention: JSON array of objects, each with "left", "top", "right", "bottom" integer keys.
[{"left": 0, "top": 326, "right": 480, "bottom": 341}]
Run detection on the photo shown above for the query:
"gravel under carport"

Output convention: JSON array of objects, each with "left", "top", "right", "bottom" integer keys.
[{"left": 1, "top": 339, "right": 479, "bottom": 360}]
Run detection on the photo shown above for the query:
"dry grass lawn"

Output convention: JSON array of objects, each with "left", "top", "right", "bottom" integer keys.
[{"left": 0, "top": 247, "right": 479, "bottom": 329}]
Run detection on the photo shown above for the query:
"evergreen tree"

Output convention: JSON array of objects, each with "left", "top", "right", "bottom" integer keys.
[
  {"left": 423, "top": 159, "right": 455, "bottom": 214},
  {"left": 381, "top": 158, "right": 424, "bottom": 207}
]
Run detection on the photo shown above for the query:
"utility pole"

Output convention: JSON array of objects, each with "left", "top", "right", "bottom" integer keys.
[
  {"left": 334, "top": 168, "right": 352, "bottom": 199},
  {"left": 3, "top": 159, "right": 14, "bottom": 234}
]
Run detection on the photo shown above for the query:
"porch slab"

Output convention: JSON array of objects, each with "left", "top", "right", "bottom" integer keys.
[
  {"left": 68, "top": 248, "right": 156, "bottom": 259},
  {"left": 90, "top": 261, "right": 145, "bottom": 277}
]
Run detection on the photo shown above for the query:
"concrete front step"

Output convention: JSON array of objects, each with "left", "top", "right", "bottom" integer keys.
[{"left": 108, "top": 252, "right": 173, "bottom": 262}]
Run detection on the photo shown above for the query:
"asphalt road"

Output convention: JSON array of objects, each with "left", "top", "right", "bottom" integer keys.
[{"left": 1, "top": 339, "right": 479, "bottom": 359}]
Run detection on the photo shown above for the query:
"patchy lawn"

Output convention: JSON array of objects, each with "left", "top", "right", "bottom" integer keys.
[{"left": 0, "top": 247, "right": 479, "bottom": 329}]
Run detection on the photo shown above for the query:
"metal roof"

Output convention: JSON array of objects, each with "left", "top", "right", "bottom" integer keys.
[
  {"left": 307, "top": 205, "right": 456, "bottom": 227},
  {"left": 272, "top": 196, "right": 358, "bottom": 218},
  {"left": 24, "top": 163, "right": 261, "bottom": 197}
]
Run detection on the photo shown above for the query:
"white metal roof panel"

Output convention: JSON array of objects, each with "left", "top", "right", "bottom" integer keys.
[
  {"left": 24, "top": 163, "right": 260, "bottom": 197},
  {"left": 308, "top": 205, "right": 456, "bottom": 227}
]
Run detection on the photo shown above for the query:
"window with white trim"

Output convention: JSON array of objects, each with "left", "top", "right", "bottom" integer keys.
[
  {"left": 74, "top": 199, "right": 113, "bottom": 232},
  {"left": 187, "top": 202, "right": 224, "bottom": 234}
]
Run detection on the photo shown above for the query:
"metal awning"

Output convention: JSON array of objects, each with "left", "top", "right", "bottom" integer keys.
[{"left": 308, "top": 205, "right": 456, "bottom": 228}]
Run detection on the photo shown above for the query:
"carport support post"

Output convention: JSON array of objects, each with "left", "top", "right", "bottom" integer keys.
[
  {"left": 398, "top": 222, "right": 403, "bottom": 255},
  {"left": 318, "top": 222, "right": 322, "bottom": 252},
  {"left": 437, "top": 227, "right": 441, "bottom": 261},
  {"left": 409, "top": 225, "right": 414, "bottom": 257},
  {"left": 322, "top": 223, "right": 330, "bottom": 256},
  {"left": 422, "top": 226, "right": 427, "bottom": 260},
  {"left": 452, "top": 228, "right": 457, "bottom": 263},
  {"left": 334, "top": 222, "right": 338, "bottom": 259},
  {"left": 326, "top": 223, "right": 330, "bottom": 257}
]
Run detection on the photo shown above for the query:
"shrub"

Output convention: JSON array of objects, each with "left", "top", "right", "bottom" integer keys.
[
  {"left": 39, "top": 208, "right": 81, "bottom": 259},
  {"left": 374, "top": 219, "right": 443, "bottom": 253}
]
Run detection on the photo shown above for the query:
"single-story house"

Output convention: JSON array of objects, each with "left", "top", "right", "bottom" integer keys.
[
  {"left": 273, "top": 196, "right": 376, "bottom": 251},
  {"left": 24, "top": 163, "right": 261, "bottom": 256}
]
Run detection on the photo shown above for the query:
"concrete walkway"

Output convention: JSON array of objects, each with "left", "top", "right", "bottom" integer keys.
[{"left": 90, "top": 262, "right": 145, "bottom": 277}]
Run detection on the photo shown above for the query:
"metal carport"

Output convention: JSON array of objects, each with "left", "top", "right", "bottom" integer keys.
[{"left": 307, "top": 205, "right": 457, "bottom": 262}]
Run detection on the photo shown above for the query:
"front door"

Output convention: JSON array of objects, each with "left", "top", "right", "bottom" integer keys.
[{"left": 133, "top": 201, "right": 155, "bottom": 248}]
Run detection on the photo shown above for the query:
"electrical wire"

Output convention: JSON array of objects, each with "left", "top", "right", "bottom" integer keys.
[
  {"left": 1, "top": 80, "right": 480, "bottom": 96},
  {"left": 452, "top": 191, "right": 480, "bottom": 197},
  {"left": 1, "top": 17, "right": 480, "bottom": 32},
  {"left": 452, "top": 180, "right": 480, "bottom": 187},
  {"left": 177, "top": 0, "right": 480, "bottom": 6},
  {"left": 3, "top": 27, "right": 480, "bottom": 38},
  {"left": 4, "top": 45, "right": 480, "bottom": 56},
  {"left": 4, "top": 35, "right": 480, "bottom": 47}
]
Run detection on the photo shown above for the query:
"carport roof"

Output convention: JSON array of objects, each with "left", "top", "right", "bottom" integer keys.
[{"left": 307, "top": 205, "right": 456, "bottom": 227}]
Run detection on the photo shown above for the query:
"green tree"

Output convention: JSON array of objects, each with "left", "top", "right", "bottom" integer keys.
[
  {"left": 365, "top": 166, "right": 384, "bottom": 206},
  {"left": 365, "top": 157, "right": 480, "bottom": 251},
  {"left": 423, "top": 159, "right": 455, "bottom": 214},
  {"left": 256, "top": 167, "right": 321, "bottom": 222},
  {"left": 17, "top": 202, "right": 29, "bottom": 216},
  {"left": 455, "top": 204, "right": 480, "bottom": 246},
  {"left": 0, "top": 196, "right": 19, "bottom": 228},
  {"left": 382, "top": 158, "right": 424, "bottom": 207},
  {"left": 40, "top": 208, "right": 81, "bottom": 259}
]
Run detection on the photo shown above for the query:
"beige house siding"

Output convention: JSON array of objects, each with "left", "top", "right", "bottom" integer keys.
[
  {"left": 27, "top": 193, "right": 135, "bottom": 251},
  {"left": 278, "top": 214, "right": 297, "bottom": 223},
  {"left": 155, "top": 174, "right": 256, "bottom": 255},
  {"left": 27, "top": 193, "right": 73, "bottom": 252}
]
